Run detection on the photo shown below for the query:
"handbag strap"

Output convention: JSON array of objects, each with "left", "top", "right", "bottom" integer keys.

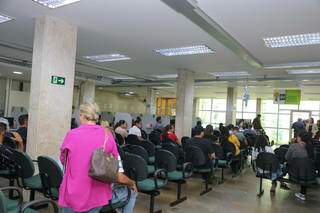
[{"left": 63, "top": 149, "right": 68, "bottom": 173}]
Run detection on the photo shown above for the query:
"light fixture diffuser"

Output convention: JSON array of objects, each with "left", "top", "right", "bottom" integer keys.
[
  {"left": 0, "top": 13, "right": 13, "bottom": 24},
  {"left": 32, "top": 0, "right": 80, "bottom": 9},
  {"left": 263, "top": 33, "right": 320, "bottom": 48},
  {"left": 13, "top": 71, "right": 23, "bottom": 75},
  {"left": 154, "top": 44, "right": 214, "bottom": 56},
  {"left": 208, "top": 71, "right": 250, "bottom": 77},
  {"left": 287, "top": 69, "right": 320, "bottom": 75},
  {"left": 83, "top": 53, "right": 131, "bottom": 62},
  {"left": 153, "top": 74, "right": 178, "bottom": 79},
  {"left": 109, "top": 76, "right": 136, "bottom": 80}
]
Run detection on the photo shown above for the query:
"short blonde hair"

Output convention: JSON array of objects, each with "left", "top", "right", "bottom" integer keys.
[{"left": 80, "top": 102, "right": 100, "bottom": 121}]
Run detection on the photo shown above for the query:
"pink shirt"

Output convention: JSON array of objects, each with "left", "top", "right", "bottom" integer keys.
[{"left": 58, "top": 124, "right": 118, "bottom": 212}]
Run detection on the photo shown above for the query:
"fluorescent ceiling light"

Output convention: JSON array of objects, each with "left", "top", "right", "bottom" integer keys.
[
  {"left": 263, "top": 33, "right": 320, "bottom": 48},
  {"left": 153, "top": 74, "right": 178, "bottom": 79},
  {"left": 32, "top": 0, "right": 80, "bottom": 9},
  {"left": 109, "top": 76, "right": 136, "bottom": 80},
  {"left": 83, "top": 53, "right": 131, "bottom": 62},
  {"left": 208, "top": 71, "right": 250, "bottom": 77},
  {"left": 287, "top": 69, "right": 320, "bottom": 75},
  {"left": 154, "top": 44, "right": 214, "bottom": 56},
  {"left": 0, "top": 13, "right": 13, "bottom": 24},
  {"left": 13, "top": 71, "right": 23, "bottom": 75}
]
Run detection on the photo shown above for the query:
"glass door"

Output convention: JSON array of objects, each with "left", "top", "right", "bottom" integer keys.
[{"left": 289, "top": 110, "right": 311, "bottom": 139}]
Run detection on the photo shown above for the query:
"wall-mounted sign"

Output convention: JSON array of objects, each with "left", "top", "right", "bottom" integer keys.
[
  {"left": 273, "top": 90, "right": 301, "bottom": 105},
  {"left": 51, "top": 76, "right": 65, "bottom": 86}
]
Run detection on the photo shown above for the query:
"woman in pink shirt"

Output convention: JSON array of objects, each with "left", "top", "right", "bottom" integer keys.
[{"left": 59, "top": 103, "right": 136, "bottom": 213}]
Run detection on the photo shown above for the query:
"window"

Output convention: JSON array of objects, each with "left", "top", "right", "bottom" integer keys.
[
  {"left": 197, "top": 98, "right": 226, "bottom": 127},
  {"left": 236, "top": 99, "right": 257, "bottom": 120}
]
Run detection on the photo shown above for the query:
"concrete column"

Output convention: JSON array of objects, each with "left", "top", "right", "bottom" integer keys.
[
  {"left": 146, "top": 88, "right": 156, "bottom": 115},
  {"left": 4, "top": 78, "right": 12, "bottom": 117},
  {"left": 79, "top": 80, "right": 95, "bottom": 104},
  {"left": 27, "top": 16, "right": 77, "bottom": 160},
  {"left": 175, "top": 69, "right": 194, "bottom": 139},
  {"left": 256, "top": 98, "right": 262, "bottom": 115},
  {"left": 192, "top": 97, "right": 199, "bottom": 120},
  {"left": 226, "top": 87, "right": 237, "bottom": 125}
]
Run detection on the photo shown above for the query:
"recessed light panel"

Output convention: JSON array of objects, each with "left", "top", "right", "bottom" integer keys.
[
  {"left": 208, "top": 71, "right": 250, "bottom": 77},
  {"left": 287, "top": 69, "right": 320, "bottom": 75},
  {"left": 263, "top": 33, "right": 320, "bottom": 48},
  {"left": 154, "top": 45, "right": 214, "bottom": 56},
  {"left": 0, "top": 13, "right": 13, "bottom": 24},
  {"left": 83, "top": 53, "right": 131, "bottom": 62},
  {"left": 13, "top": 71, "right": 23, "bottom": 75},
  {"left": 109, "top": 76, "right": 136, "bottom": 80},
  {"left": 153, "top": 74, "right": 178, "bottom": 79},
  {"left": 32, "top": 0, "right": 80, "bottom": 9}
]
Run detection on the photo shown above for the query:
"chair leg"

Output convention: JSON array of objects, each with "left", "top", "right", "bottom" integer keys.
[
  {"left": 218, "top": 168, "right": 224, "bottom": 185},
  {"left": 170, "top": 182, "right": 187, "bottom": 207},
  {"left": 9, "top": 178, "right": 14, "bottom": 199},
  {"left": 149, "top": 193, "right": 162, "bottom": 213},
  {"left": 30, "top": 189, "right": 35, "bottom": 201},
  {"left": 257, "top": 178, "right": 264, "bottom": 197},
  {"left": 200, "top": 174, "right": 212, "bottom": 196}
]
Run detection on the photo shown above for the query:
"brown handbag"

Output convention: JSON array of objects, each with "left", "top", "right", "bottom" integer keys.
[{"left": 88, "top": 132, "right": 119, "bottom": 183}]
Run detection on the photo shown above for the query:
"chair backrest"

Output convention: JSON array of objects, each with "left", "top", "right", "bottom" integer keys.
[
  {"left": 279, "top": 144, "right": 290, "bottom": 149},
  {"left": 149, "top": 131, "right": 161, "bottom": 145},
  {"left": 211, "top": 143, "right": 224, "bottom": 159},
  {"left": 126, "top": 134, "right": 140, "bottom": 145},
  {"left": 185, "top": 146, "right": 206, "bottom": 167},
  {"left": 12, "top": 150, "right": 35, "bottom": 178},
  {"left": 274, "top": 147, "right": 288, "bottom": 164},
  {"left": 155, "top": 149, "right": 177, "bottom": 172},
  {"left": 141, "top": 129, "right": 148, "bottom": 140},
  {"left": 256, "top": 152, "right": 280, "bottom": 173},
  {"left": 181, "top": 136, "right": 190, "bottom": 151},
  {"left": 140, "top": 140, "right": 155, "bottom": 157},
  {"left": 288, "top": 158, "right": 316, "bottom": 183},
  {"left": 0, "top": 145, "right": 16, "bottom": 171},
  {"left": 244, "top": 133, "right": 256, "bottom": 147},
  {"left": 38, "top": 156, "right": 63, "bottom": 189},
  {"left": 161, "top": 143, "right": 180, "bottom": 161},
  {"left": 221, "top": 140, "right": 236, "bottom": 158},
  {"left": 127, "top": 145, "right": 149, "bottom": 162},
  {"left": 123, "top": 153, "right": 148, "bottom": 181},
  {"left": 162, "top": 138, "right": 176, "bottom": 146},
  {"left": 115, "top": 133, "right": 125, "bottom": 146}
]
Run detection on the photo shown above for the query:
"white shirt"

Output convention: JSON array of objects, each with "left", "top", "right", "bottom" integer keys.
[{"left": 128, "top": 126, "right": 141, "bottom": 137}]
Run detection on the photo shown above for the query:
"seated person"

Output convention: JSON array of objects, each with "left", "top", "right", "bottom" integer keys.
[
  {"left": 285, "top": 131, "right": 314, "bottom": 201},
  {"left": 252, "top": 135, "right": 289, "bottom": 194},
  {"left": 204, "top": 124, "right": 218, "bottom": 143},
  {"left": 128, "top": 118, "right": 143, "bottom": 141},
  {"left": 225, "top": 127, "right": 241, "bottom": 156},
  {"left": 16, "top": 114, "right": 28, "bottom": 152},
  {"left": 154, "top": 116, "right": 164, "bottom": 131},
  {"left": 102, "top": 123, "right": 138, "bottom": 213},
  {"left": 191, "top": 121, "right": 202, "bottom": 137},
  {"left": 220, "top": 127, "right": 240, "bottom": 174},
  {"left": 189, "top": 126, "right": 215, "bottom": 169},
  {"left": 160, "top": 124, "right": 179, "bottom": 145},
  {"left": 115, "top": 120, "right": 129, "bottom": 139},
  {"left": 0, "top": 122, "right": 23, "bottom": 151},
  {"left": 233, "top": 126, "right": 247, "bottom": 149}
]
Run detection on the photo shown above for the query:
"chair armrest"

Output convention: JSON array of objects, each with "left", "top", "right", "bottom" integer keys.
[
  {"left": 226, "top": 152, "right": 233, "bottom": 162},
  {"left": 182, "top": 162, "right": 193, "bottom": 178},
  {"left": 21, "top": 198, "right": 58, "bottom": 213},
  {"left": 153, "top": 169, "right": 167, "bottom": 189},
  {"left": 0, "top": 187, "right": 23, "bottom": 208}
]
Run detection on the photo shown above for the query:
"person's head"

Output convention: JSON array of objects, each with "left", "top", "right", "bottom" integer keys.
[
  {"left": 297, "top": 118, "right": 302, "bottom": 122},
  {"left": 156, "top": 116, "right": 162, "bottom": 124},
  {"left": 133, "top": 118, "right": 142, "bottom": 128},
  {"left": 18, "top": 114, "right": 28, "bottom": 127},
  {"left": 204, "top": 124, "right": 214, "bottom": 137},
  {"left": 79, "top": 102, "right": 100, "bottom": 125},
  {"left": 233, "top": 126, "right": 240, "bottom": 133},
  {"left": 309, "top": 117, "right": 314, "bottom": 124},
  {"left": 196, "top": 121, "right": 202, "bottom": 127},
  {"left": 194, "top": 125, "right": 204, "bottom": 138},
  {"left": 220, "top": 126, "right": 230, "bottom": 138},
  {"left": 257, "top": 114, "right": 261, "bottom": 118},
  {"left": 117, "top": 120, "right": 128, "bottom": 129},
  {"left": 255, "top": 135, "right": 268, "bottom": 152},
  {"left": 163, "top": 124, "right": 173, "bottom": 137},
  {"left": 297, "top": 130, "right": 311, "bottom": 144}
]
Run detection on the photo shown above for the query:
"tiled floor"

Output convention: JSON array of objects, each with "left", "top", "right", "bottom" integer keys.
[{"left": 1, "top": 167, "right": 319, "bottom": 213}]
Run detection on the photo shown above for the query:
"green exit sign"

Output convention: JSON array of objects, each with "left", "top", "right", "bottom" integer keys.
[{"left": 51, "top": 76, "right": 65, "bottom": 85}]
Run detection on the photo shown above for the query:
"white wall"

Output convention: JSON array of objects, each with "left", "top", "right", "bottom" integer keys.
[{"left": 95, "top": 89, "right": 147, "bottom": 114}]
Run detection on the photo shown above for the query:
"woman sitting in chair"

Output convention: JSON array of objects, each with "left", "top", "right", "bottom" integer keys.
[
  {"left": 0, "top": 122, "right": 24, "bottom": 151},
  {"left": 252, "top": 135, "right": 289, "bottom": 195},
  {"left": 160, "top": 124, "right": 179, "bottom": 146}
]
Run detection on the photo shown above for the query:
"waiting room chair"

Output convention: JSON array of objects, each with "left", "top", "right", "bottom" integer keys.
[
  {"left": 126, "top": 145, "right": 155, "bottom": 175},
  {"left": 12, "top": 150, "right": 42, "bottom": 202},
  {"left": 181, "top": 137, "right": 190, "bottom": 152},
  {"left": 0, "top": 146, "right": 17, "bottom": 198},
  {"left": 100, "top": 187, "right": 131, "bottom": 213},
  {"left": 0, "top": 186, "right": 58, "bottom": 213},
  {"left": 287, "top": 158, "right": 317, "bottom": 189},
  {"left": 123, "top": 153, "right": 167, "bottom": 213},
  {"left": 37, "top": 156, "right": 63, "bottom": 200},
  {"left": 211, "top": 143, "right": 232, "bottom": 184},
  {"left": 185, "top": 146, "right": 214, "bottom": 195},
  {"left": 255, "top": 152, "right": 282, "bottom": 197},
  {"left": 149, "top": 131, "right": 162, "bottom": 148},
  {"left": 155, "top": 149, "right": 192, "bottom": 206},
  {"left": 161, "top": 143, "right": 184, "bottom": 168}
]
